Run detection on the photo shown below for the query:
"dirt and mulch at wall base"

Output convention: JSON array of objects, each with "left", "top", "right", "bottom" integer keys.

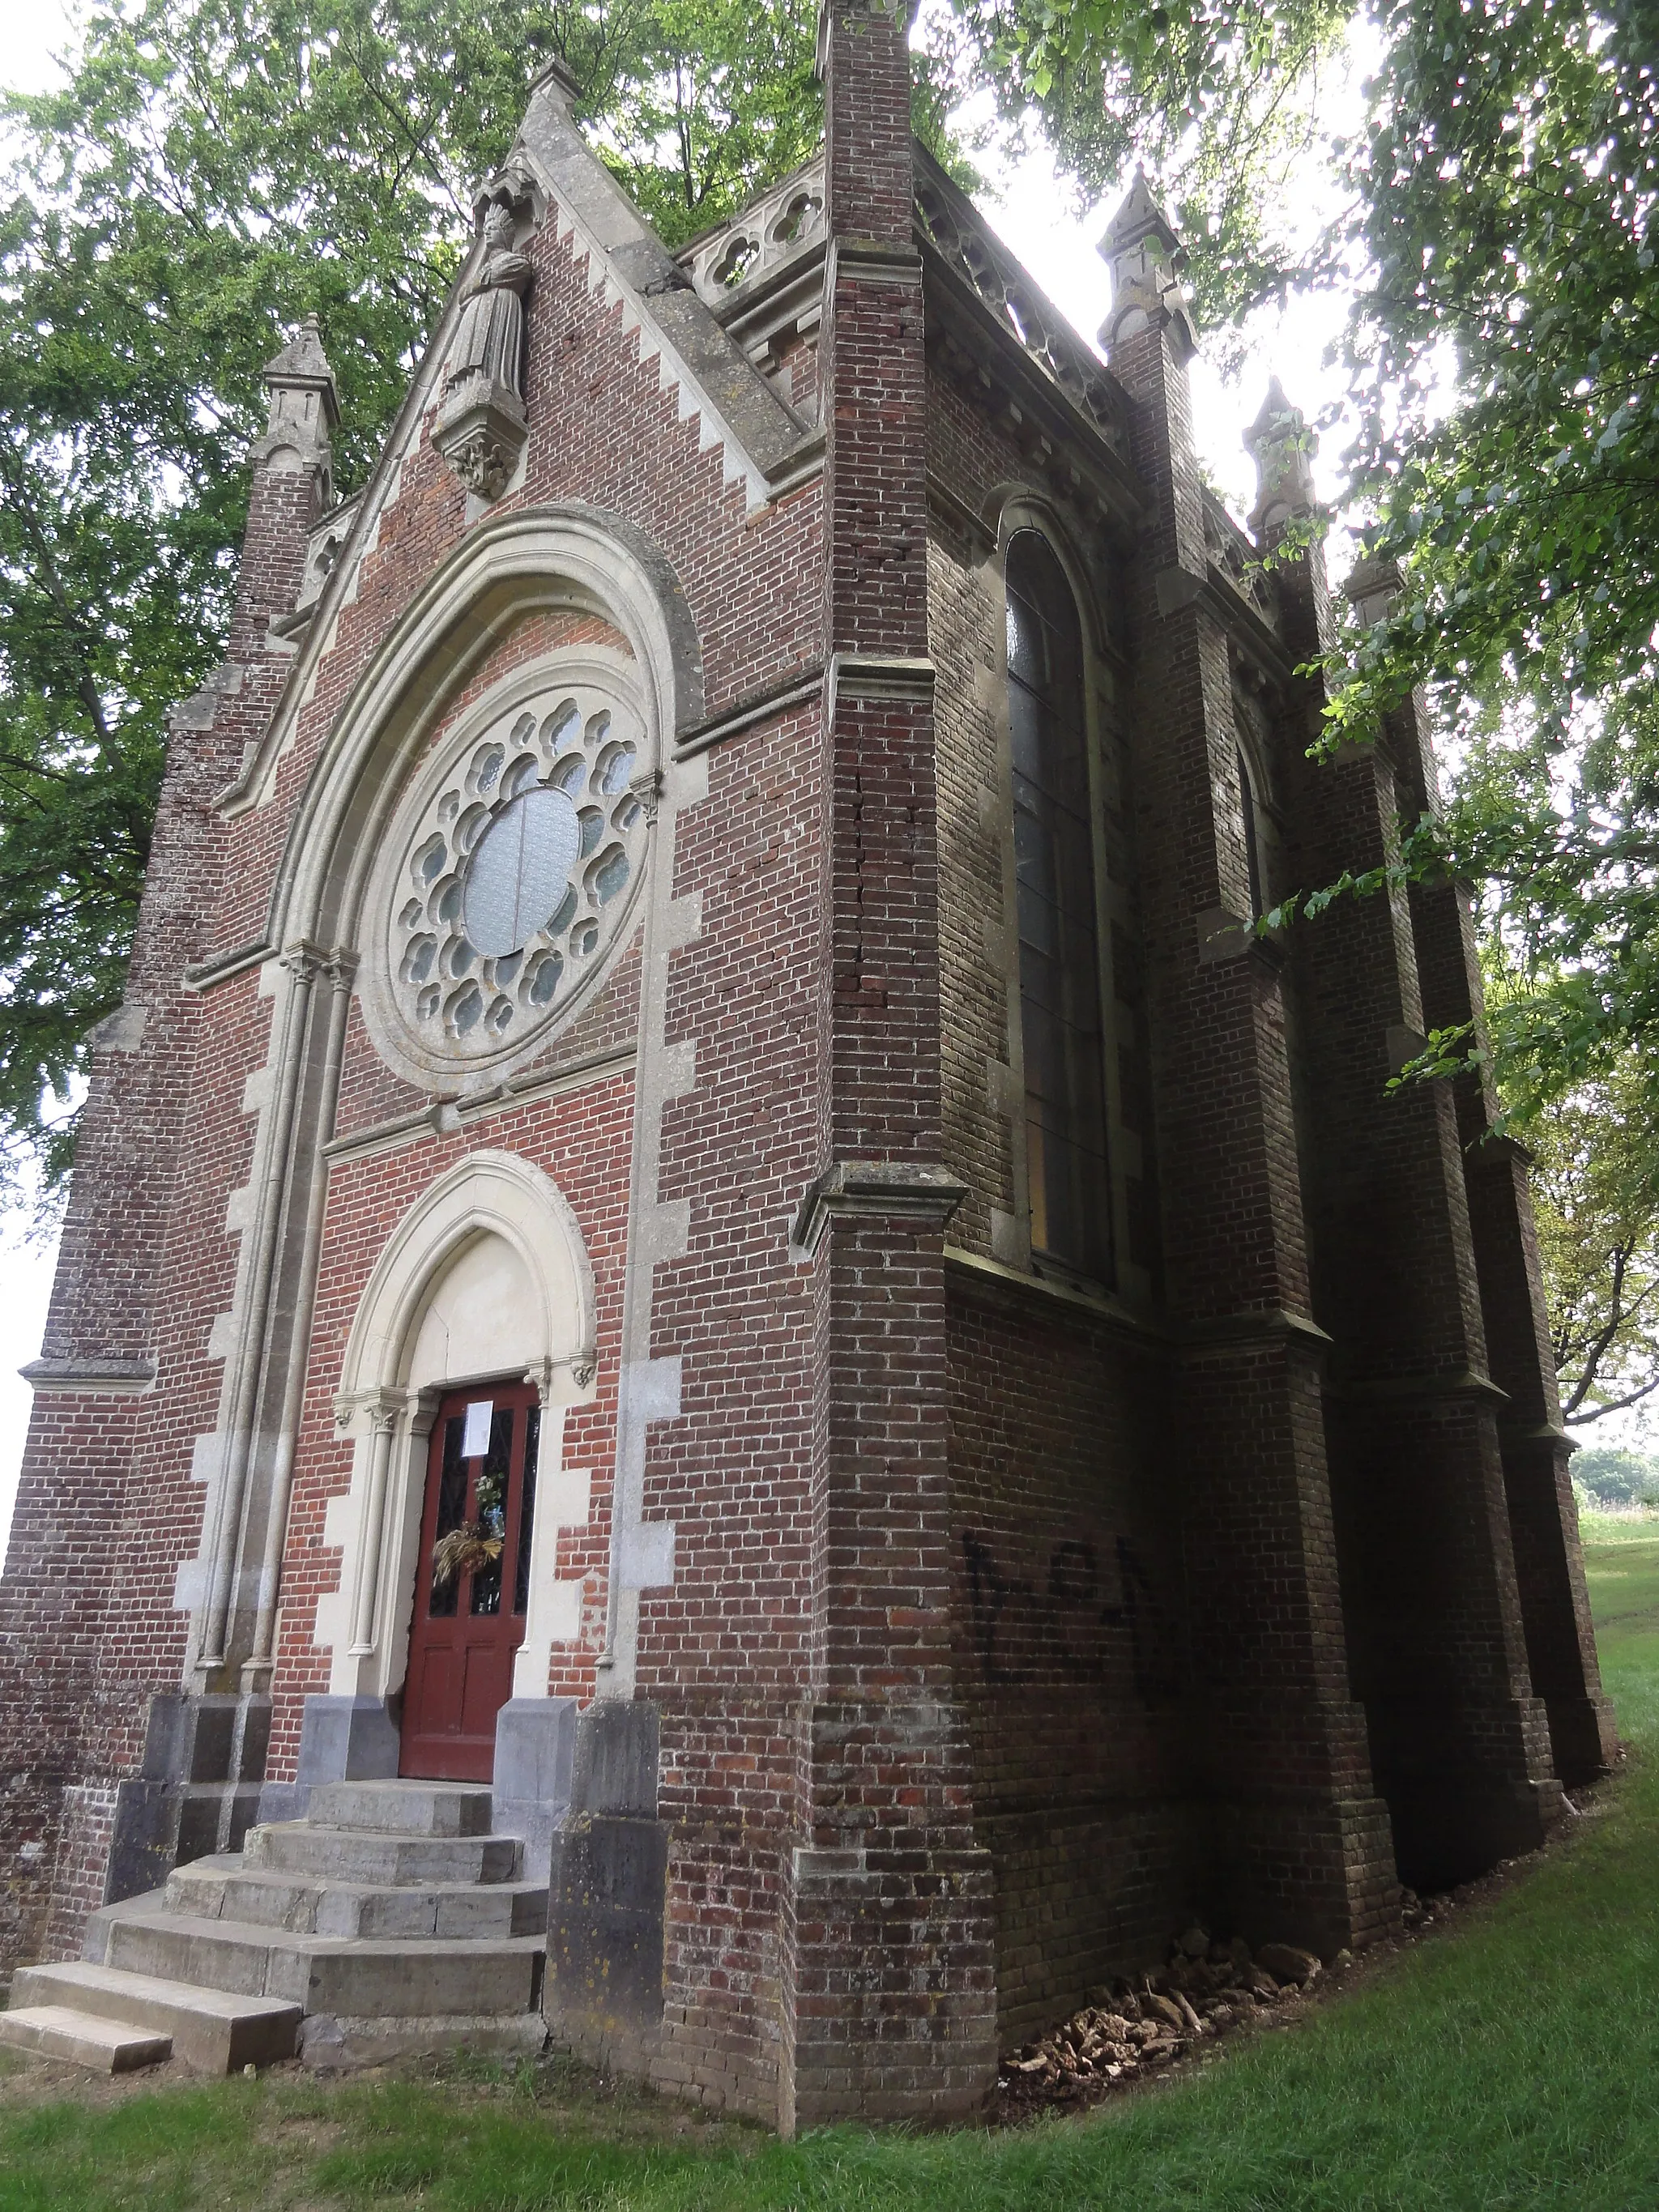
[{"left": 992, "top": 1781, "right": 1617, "bottom": 2128}]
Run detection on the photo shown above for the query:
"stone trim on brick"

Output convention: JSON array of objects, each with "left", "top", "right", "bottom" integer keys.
[
  {"left": 225, "top": 504, "right": 704, "bottom": 839},
  {"left": 321, "top": 1149, "right": 599, "bottom": 1707},
  {"left": 19, "top": 1358, "right": 158, "bottom": 1396},
  {"left": 513, "top": 70, "right": 815, "bottom": 501},
  {"left": 791, "top": 1158, "right": 968, "bottom": 1257}
]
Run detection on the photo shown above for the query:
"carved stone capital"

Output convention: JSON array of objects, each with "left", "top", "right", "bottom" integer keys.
[
  {"left": 333, "top": 1384, "right": 412, "bottom": 1437},
  {"left": 279, "top": 937, "right": 329, "bottom": 985},
  {"left": 627, "top": 766, "right": 663, "bottom": 825},
  {"left": 522, "top": 1352, "right": 599, "bottom": 1406}
]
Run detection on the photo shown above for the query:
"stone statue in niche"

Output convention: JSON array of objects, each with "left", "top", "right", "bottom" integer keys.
[{"left": 435, "top": 195, "right": 534, "bottom": 500}]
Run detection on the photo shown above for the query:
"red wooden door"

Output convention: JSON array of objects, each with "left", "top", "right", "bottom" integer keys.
[{"left": 400, "top": 1380, "right": 540, "bottom": 1781}]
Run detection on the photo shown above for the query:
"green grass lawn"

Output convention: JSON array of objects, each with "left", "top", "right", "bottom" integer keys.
[{"left": 6, "top": 1541, "right": 1659, "bottom": 2211}]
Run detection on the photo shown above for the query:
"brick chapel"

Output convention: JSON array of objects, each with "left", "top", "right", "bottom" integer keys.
[{"left": 0, "top": 2, "right": 1614, "bottom": 2124}]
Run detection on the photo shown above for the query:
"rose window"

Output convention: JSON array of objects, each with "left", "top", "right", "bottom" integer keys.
[{"left": 387, "top": 686, "right": 649, "bottom": 1060}]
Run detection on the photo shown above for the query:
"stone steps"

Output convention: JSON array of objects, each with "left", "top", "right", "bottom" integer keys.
[
  {"left": 164, "top": 1856, "right": 548, "bottom": 1939},
  {"left": 308, "top": 1781, "right": 495, "bottom": 1835},
  {"left": 5, "top": 1778, "right": 549, "bottom": 2076},
  {"left": 5, "top": 1958, "right": 301, "bottom": 2072},
  {"left": 243, "top": 1822, "right": 522, "bottom": 1886},
  {"left": 90, "top": 1899, "right": 546, "bottom": 2018},
  {"left": 0, "top": 2001, "right": 174, "bottom": 2074}
]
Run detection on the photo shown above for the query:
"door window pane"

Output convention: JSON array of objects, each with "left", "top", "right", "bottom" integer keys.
[
  {"left": 429, "top": 1417, "right": 467, "bottom": 1617},
  {"left": 514, "top": 1403, "right": 541, "bottom": 1616},
  {"left": 470, "top": 1408, "right": 514, "bottom": 1617}
]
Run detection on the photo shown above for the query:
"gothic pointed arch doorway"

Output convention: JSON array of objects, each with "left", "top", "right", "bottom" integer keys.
[{"left": 316, "top": 1152, "right": 598, "bottom": 1786}]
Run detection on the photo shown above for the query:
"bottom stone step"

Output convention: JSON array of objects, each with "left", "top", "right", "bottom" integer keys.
[
  {"left": 0, "top": 2004, "right": 173, "bottom": 2073},
  {"left": 11, "top": 1960, "right": 301, "bottom": 2073}
]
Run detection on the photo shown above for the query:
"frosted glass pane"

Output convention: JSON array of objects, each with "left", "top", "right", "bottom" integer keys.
[{"left": 464, "top": 787, "right": 580, "bottom": 957}]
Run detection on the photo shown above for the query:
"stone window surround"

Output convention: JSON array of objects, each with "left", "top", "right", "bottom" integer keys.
[
  {"left": 1229, "top": 661, "right": 1288, "bottom": 924},
  {"left": 356, "top": 645, "right": 655, "bottom": 1098},
  {"left": 981, "top": 491, "right": 1149, "bottom": 1308}
]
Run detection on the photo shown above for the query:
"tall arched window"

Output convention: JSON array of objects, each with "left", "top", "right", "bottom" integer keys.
[
  {"left": 1006, "top": 530, "right": 1111, "bottom": 1279},
  {"left": 1237, "top": 746, "right": 1266, "bottom": 920}
]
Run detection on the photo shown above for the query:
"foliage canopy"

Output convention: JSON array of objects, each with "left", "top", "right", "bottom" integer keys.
[
  {"left": 1321, "top": 0, "right": 1659, "bottom": 1121},
  {"left": 0, "top": 0, "right": 1328, "bottom": 1200},
  {"left": 1524, "top": 1045, "right": 1659, "bottom": 1429}
]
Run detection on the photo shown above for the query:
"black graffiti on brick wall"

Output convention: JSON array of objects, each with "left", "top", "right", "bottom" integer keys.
[{"left": 962, "top": 1526, "right": 1180, "bottom": 1703}]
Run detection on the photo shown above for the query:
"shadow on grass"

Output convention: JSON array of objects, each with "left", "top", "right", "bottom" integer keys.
[{"left": 5, "top": 1539, "right": 1658, "bottom": 2212}]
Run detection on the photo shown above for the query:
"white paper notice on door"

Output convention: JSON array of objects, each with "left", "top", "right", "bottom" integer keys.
[{"left": 462, "top": 1400, "right": 494, "bottom": 1459}]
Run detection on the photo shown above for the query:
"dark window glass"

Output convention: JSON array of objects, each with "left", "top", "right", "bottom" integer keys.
[
  {"left": 514, "top": 1403, "right": 541, "bottom": 1616},
  {"left": 1238, "top": 747, "right": 1265, "bottom": 920},
  {"left": 429, "top": 1417, "right": 467, "bottom": 1617},
  {"left": 1006, "top": 530, "right": 1111, "bottom": 1279},
  {"left": 470, "top": 1408, "right": 514, "bottom": 1617}
]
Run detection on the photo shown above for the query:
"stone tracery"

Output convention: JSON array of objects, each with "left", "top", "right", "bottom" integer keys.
[{"left": 387, "top": 677, "right": 649, "bottom": 1059}]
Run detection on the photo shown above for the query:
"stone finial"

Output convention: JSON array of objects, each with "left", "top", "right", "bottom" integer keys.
[
  {"left": 1096, "top": 168, "right": 1196, "bottom": 363},
  {"left": 254, "top": 313, "right": 340, "bottom": 480},
  {"left": 1243, "top": 376, "right": 1317, "bottom": 536},
  {"left": 527, "top": 53, "right": 583, "bottom": 106}
]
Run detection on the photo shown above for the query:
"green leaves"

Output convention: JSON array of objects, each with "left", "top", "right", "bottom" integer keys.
[
  {"left": 1278, "top": 0, "right": 1659, "bottom": 1123},
  {"left": 945, "top": 0, "right": 1352, "bottom": 328},
  {"left": 1521, "top": 1034, "right": 1659, "bottom": 1428},
  {"left": 589, "top": 0, "right": 821, "bottom": 248}
]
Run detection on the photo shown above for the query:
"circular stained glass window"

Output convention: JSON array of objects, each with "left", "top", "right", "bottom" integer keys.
[{"left": 380, "top": 671, "right": 651, "bottom": 1070}]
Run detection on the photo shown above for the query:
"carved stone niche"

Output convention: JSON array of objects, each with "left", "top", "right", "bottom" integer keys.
[{"left": 436, "top": 186, "right": 535, "bottom": 501}]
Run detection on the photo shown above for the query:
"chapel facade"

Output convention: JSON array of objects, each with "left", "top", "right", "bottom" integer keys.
[{"left": 0, "top": 4, "right": 1614, "bottom": 2125}]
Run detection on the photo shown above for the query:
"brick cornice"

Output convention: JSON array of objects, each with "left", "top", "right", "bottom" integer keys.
[
  {"left": 942, "top": 1244, "right": 1163, "bottom": 1349},
  {"left": 1327, "top": 1365, "right": 1508, "bottom": 1406},
  {"left": 674, "top": 663, "right": 825, "bottom": 760},
  {"left": 826, "top": 238, "right": 922, "bottom": 285},
  {"left": 1154, "top": 559, "right": 1297, "bottom": 686},
  {"left": 921, "top": 247, "right": 1146, "bottom": 532}
]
